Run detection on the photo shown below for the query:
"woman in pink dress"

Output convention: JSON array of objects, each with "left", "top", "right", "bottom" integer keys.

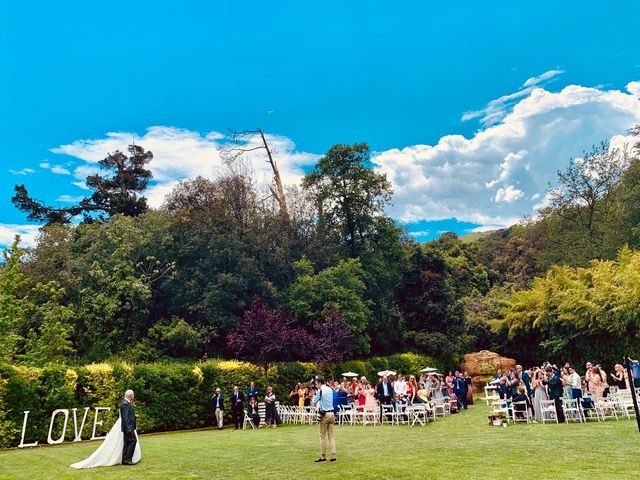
[
  {"left": 590, "top": 366, "right": 606, "bottom": 398},
  {"left": 445, "top": 371, "right": 455, "bottom": 396}
]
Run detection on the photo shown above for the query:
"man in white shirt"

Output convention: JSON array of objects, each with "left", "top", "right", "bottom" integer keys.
[
  {"left": 568, "top": 366, "right": 582, "bottom": 399},
  {"left": 394, "top": 375, "right": 408, "bottom": 398}
]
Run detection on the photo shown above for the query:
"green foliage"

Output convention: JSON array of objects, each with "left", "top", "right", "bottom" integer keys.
[
  {"left": 494, "top": 247, "right": 640, "bottom": 366},
  {"left": 22, "top": 282, "right": 75, "bottom": 364},
  {"left": 286, "top": 258, "right": 371, "bottom": 354},
  {"left": 0, "top": 237, "right": 27, "bottom": 363}
]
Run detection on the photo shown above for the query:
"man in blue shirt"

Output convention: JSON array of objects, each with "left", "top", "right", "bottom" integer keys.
[{"left": 312, "top": 377, "right": 337, "bottom": 463}]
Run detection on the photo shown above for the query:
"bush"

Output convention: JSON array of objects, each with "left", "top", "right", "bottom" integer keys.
[{"left": 0, "top": 353, "right": 440, "bottom": 447}]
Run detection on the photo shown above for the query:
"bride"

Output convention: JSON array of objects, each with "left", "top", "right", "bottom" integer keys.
[{"left": 71, "top": 390, "right": 141, "bottom": 469}]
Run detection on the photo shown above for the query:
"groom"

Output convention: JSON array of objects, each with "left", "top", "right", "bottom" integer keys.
[{"left": 121, "top": 389, "right": 137, "bottom": 465}]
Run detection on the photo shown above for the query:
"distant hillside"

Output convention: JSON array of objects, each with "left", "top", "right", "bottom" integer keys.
[{"left": 459, "top": 229, "right": 501, "bottom": 244}]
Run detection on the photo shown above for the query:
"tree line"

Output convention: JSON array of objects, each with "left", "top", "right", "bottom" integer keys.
[{"left": 1, "top": 128, "right": 639, "bottom": 369}]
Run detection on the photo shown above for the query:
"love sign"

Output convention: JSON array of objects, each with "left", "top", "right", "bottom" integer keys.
[{"left": 19, "top": 407, "right": 111, "bottom": 448}]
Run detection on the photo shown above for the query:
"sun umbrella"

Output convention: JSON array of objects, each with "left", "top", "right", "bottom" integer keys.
[
  {"left": 341, "top": 372, "right": 359, "bottom": 378},
  {"left": 420, "top": 367, "right": 437, "bottom": 373},
  {"left": 377, "top": 370, "right": 397, "bottom": 377}
]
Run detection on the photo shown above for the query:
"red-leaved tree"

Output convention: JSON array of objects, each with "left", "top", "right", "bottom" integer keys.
[
  {"left": 313, "top": 307, "right": 355, "bottom": 365},
  {"left": 227, "top": 297, "right": 316, "bottom": 374}
]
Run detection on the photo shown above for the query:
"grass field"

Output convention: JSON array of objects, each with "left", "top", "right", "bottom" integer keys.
[{"left": 2, "top": 403, "right": 640, "bottom": 480}]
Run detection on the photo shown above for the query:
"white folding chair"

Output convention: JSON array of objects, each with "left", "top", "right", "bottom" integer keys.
[
  {"left": 511, "top": 401, "right": 531, "bottom": 423},
  {"left": 562, "top": 398, "right": 584, "bottom": 423},
  {"left": 540, "top": 399, "right": 558, "bottom": 423},
  {"left": 595, "top": 397, "right": 618, "bottom": 421}
]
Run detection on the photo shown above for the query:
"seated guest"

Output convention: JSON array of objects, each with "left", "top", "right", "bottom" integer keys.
[
  {"left": 511, "top": 386, "right": 532, "bottom": 419},
  {"left": 247, "top": 396, "right": 261, "bottom": 428},
  {"left": 415, "top": 387, "right": 430, "bottom": 404}
]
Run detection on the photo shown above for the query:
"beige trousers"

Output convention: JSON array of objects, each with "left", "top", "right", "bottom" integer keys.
[
  {"left": 215, "top": 408, "right": 224, "bottom": 428},
  {"left": 318, "top": 412, "right": 336, "bottom": 458}
]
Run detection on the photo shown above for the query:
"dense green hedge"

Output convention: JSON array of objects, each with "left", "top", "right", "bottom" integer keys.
[{"left": 0, "top": 353, "right": 439, "bottom": 448}]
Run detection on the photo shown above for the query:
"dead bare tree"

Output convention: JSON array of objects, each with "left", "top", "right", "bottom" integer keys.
[{"left": 219, "top": 128, "right": 289, "bottom": 218}]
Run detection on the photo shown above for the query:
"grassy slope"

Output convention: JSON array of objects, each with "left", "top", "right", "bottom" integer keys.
[{"left": 1, "top": 403, "right": 640, "bottom": 480}]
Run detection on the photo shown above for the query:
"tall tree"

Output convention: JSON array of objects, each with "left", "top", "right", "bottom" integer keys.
[
  {"left": 12, "top": 144, "right": 153, "bottom": 224},
  {"left": 302, "top": 143, "right": 392, "bottom": 258}
]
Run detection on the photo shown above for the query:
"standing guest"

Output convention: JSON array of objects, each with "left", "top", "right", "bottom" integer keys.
[
  {"left": 211, "top": 388, "right": 224, "bottom": 430},
  {"left": 406, "top": 376, "right": 418, "bottom": 404},
  {"left": 246, "top": 396, "right": 261, "bottom": 428},
  {"left": 231, "top": 386, "right": 244, "bottom": 430},
  {"left": 544, "top": 367, "right": 566, "bottom": 423},
  {"left": 463, "top": 371, "right": 473, "bottom": 405},
  {"left": 453, "top": 371, "right": 468, "bottom": 410},
  {"left": 561, "top": 367, "right": 572, "bottom": 399},
  {"left": 289, "top": 384, "right": 300, "bottom": 406},
  {"left": 520, "top": 366, "right": 532, "bottom": 398},
  {"left": 120, "top": 389, "right": 137, "bottom": 466},
  {"left": 307, "top": 387, "right": 315, "bottom": 407},
  {"left": 596, "top": 365, "right": 610, "bottom": 396},
  {"left": 265, "top": 386, "right": 278, "bottom": 428},
  {"left": 495, "top": 369, "right": 503, "bottom": 380},
  {"left": 394, "top": 375, "right": 408, "bottom": 400},
  {"left": 531, "top": 369, "right": 548, "bottom": 422},
  {"left": 445, "top": 371, "right": 455, "bottom": 397},
  {"left": 247, "top": 381, "right": 258, "bottom": 402},
  {"left": 568, "top": 366, "right": 582, "bottom": 399},
  {"left": 430, "top": 375, "right": 443, "bottom": 403},
  {"left": 590, "top": 366, "right": 606, "bottom": 398},
  {"left": 351, "top": 378, "right": 358, "bottom": 399},
  {"left": 497, "top": 376, "right": 511, "bottom": 400},
  {"left": 585, "top": 362, "right": 594, "bottom": 393},
  {"left": 376, "top": 375, "right": 394, "bottom": 420},
  {"left": 312, "top": 377, "right": 337, "bottom": 463},
  {"left": 297, "top": 383, "right": 307, "bottom": 420},
  {"left": 364, "top": 382, "right": 377, "bottom": 407},
  {"left": 612, "top": 364, "right": 629, "bottom": 390}
]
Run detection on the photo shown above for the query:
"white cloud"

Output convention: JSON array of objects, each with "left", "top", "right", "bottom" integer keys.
[
  {"left": 523, "top": 69, "right": 564, "bottom": 87},
  {"left": 0, "top": 224, "right": 40, "bottom": 248},
  {"left": 463, "top": 69, "right": 565, "bottom": 127},
  {"left": 494, "top": 185, "right": 524, "bottom": 203},
  {"left": 374, "top": 81, "right": 640, "bottom": 229},
  {"left": 52, "top": 126, "right": 319, "bottom": 208},
  {"left": 9, "top": 168, "right": 35, "bottom": 175},
  {"left": 39, "top": 162, "right": 71, "bottom": 175},
  {"left": 50, "top": 165, "right": 71, "bottom": 175}
]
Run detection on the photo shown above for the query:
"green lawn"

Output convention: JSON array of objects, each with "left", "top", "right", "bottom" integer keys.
[{"left": 2, "top": 403, "right": 640, "bottom": 480}]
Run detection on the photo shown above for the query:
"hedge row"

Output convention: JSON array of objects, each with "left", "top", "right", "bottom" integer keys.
[{"left": 0, "top": 353, "right": 440, "bottom": 448}]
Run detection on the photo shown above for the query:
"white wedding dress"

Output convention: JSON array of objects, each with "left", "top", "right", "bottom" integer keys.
[{"left": 70, "top": 418, "right": 141, "bottom": 469}]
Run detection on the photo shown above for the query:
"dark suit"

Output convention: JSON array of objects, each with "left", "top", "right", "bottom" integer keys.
[
  {"left": 231, "top": 390, "right": 245, "bottom": 429},
  {"left": 453, "top": 377, "right": 468, "bottom": 409},
  {"left": 120, "top": 399, "right": 137, "bottom": 464},
  {"left": 545, "top": 372, "right": 566, "bottom": 423},
  {"left": 521, "top": 371, "right": 532, "bottom": 398},
  {"left": 376, "top": 381, "right": 394, "bottom": 421}
]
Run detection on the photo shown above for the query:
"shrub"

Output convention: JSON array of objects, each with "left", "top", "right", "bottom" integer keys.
[{"left": 0, "top": 353, "right": 440, "bottom": 447}]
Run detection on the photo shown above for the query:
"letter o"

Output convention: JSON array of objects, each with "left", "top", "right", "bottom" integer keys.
[{"left": 47, "top": 409, "right": 69, "bottom": 445}]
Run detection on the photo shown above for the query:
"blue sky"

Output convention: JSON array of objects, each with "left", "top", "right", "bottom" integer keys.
[{"left": 2, "top": 1, "right": 640, "bottom": 246}]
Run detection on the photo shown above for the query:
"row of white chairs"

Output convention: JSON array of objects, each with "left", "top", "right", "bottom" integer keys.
[
  {"left": 492, "top": 393, "right": 637, "bottom": 424},
  {"left": 274, "top": 400, "right": 455, "bottom": 427}
]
